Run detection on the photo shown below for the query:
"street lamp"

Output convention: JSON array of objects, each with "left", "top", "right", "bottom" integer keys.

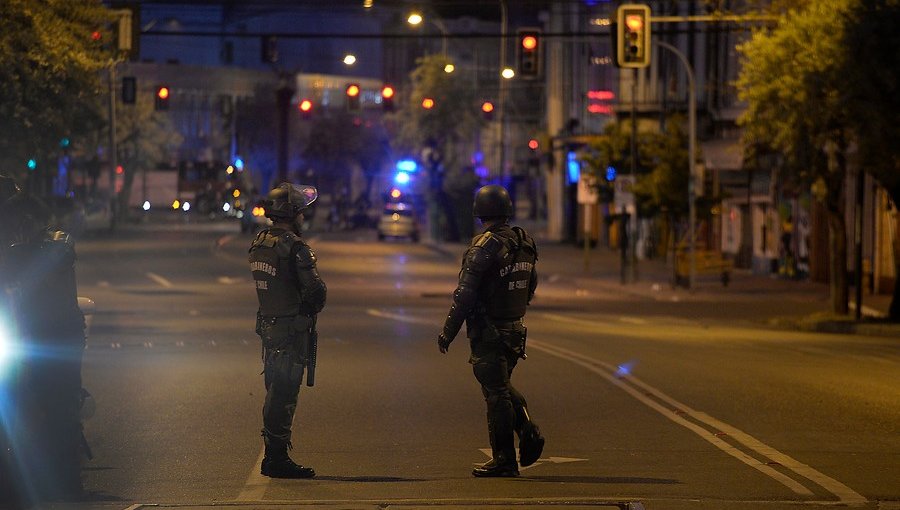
[
  {"left": 444, "top": 63, "right": 455, "bottom": 73},
  {"left": 406, "top": 11, "right": 448, "bottom": 56},
  {"left": 343, "top": 54, "right": 357, "bottom": 65},
  {"left": 501, "top": 67, "right": 515, "bottom": 79}
]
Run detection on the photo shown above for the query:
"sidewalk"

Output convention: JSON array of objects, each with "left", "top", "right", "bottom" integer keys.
[{"left": 432, "top": 218, "right": 899, "bottom": 340}]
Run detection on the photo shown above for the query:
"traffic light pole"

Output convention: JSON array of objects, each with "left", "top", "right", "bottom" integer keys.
[
  {"left": 656, "top": 40, "right": 696, "bottom": 290},
  {"left": 107, "top": 63, "right": 119, "bottom": 230}
]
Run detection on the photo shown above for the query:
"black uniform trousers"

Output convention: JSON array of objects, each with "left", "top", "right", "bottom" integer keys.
[
  {"left": 259, "top": 316, "right": 309, "bottom": 446},
  {"left": 469, "top": 324, "right": 529, "bottom": 456}
]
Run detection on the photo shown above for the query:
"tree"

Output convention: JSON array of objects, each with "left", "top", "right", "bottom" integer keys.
[
  {"left": 391, "top": 54, "right": 483, "bottom": 242},
  {"left": 580, "top": 118, "right": 691, "bottom": 255},
  {"left": 112, "top": 91, "right": 183, "bottom": 218},
  {"left": 838, "top": 0, "right": 900, "bottom": 320},
  {"left": 0, "top": 0, "right": 114, "bottom": 183},
  {"left": 737, "top": 0, "right": 855, "bottom": 315}
]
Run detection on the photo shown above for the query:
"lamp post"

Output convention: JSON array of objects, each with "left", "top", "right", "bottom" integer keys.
[
  {"left": 407, "top": 11, "right": 449, "bottom": 57},
  {"left": 657, "top": 41, "right": 697, "bottom": 290}
]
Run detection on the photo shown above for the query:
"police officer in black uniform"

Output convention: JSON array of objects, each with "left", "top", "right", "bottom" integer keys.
[
  {"left": 438, "top": 184, "right": 545, "bottom": 477},
  {"left": 0, "top": 175, "right": 86, "bottom": 501},
  {"left": 249, "top": 183, "right": 326, "bottom": 479}
]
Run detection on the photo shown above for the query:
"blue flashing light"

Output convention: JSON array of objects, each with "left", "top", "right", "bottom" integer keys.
[
  {"left": 234, "top": 157, "right": 244, "bottom": 170},
  {"left": 396, "top": 159, "right": 418, "bottom": 173},
  {"left": 566, "top": 152, "right": 580, "bottom": 184},
  {"left": 60, "top": 137, "right": 70, "bottom": 148},
  {"left": 394, "top": 171, "right": 411, "bottom": 185},
  {"left": 606, "top": 166, "right": 617, "bottom": 182},
  {"left": 27, "top": 159, "right": 37, "bottom": 170},
  {"left": 615, "top": 362, "right": 634, "bottom": 377}
]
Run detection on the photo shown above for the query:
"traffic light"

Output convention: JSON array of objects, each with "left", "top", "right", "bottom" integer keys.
[
  {"left": 528, "top": 139, "right": 539, "bottom": 151},
  {"left": 346, "top": 83, "right": 360, "bottom": 111},
  {"left": 615, "top": 4, "right": 651, "bottom": 68},
  {"left": 381, "top": 85, "right": 395, "bottom": 112},
  {"left": 516, "top": 28, "right": 541, "bottom": 78},
  {"left": 422, "top": 97, "right": 435, "bottom": 110},
  {"left": 298, "top": 99, "right": 313, "bottom": 119},
  {"left": 481, "top": 101, "right": 494, "bottom": 121},
  {"left": 122, "top": 76, "right": 136, "bottom": 104},
  {"left": 155, "top": 85, "right": 170, "bottom": 111}
]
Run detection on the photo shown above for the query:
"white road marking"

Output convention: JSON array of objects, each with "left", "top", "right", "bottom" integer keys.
[
  {"left": 528, "top": 339, "right": 867, "bottom": 506},
  {"left": 367, "top": 308, "right": 867, "bottom": 506},
  {"left": 218, "top": 276, "right": 241, "bottom": 285},
  {"left": 146, "top": 272, "right": 173, "bottom": 288},
  {"left": 619, "top": 316, "right": 647, "bottom": 325},
  {"left": 236, "top": 448, "right": 268, "bottom": 501}
]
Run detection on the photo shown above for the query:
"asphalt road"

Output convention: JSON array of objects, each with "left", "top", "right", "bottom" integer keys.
[{"left": 68, "top": 221, "right": 899, "bottom": 510}]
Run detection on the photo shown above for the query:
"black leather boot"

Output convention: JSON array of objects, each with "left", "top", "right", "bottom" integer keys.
[
  {"left": 261, "top": 437, "right": 315, "bottom": 479},
  {"left": 518, "top": 420, "right": 545, "bottom": 467},
  {"left": 473, "top": 450, "right": 519, "bottom": 477}
]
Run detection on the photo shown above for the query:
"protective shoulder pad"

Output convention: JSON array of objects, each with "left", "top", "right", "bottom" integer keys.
[
  {"left": 468, "top": 232, "right": 506, "bottom": 270},
  {"left": 294, "top": 242, "right": 317, "bottom": 269},
  {"left": 275, "top": 231, "right": 301, "bottom": 258},
  {"left": 249, "top": 230, "right": 275, "bottom": 252}
]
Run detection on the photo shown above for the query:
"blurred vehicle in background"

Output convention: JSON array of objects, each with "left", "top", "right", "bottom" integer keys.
[
  {"left": 240, "top": 199, "right": 271, "bottom": 233},
  {"left": 377, "top": 202, "right": 419, "bottom": 242}
]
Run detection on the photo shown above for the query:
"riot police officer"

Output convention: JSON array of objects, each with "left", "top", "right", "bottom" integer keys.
[
  {"left": 249, "top": 183, "right": 326, "bottom": 479},
  {"left": 0, "top": 175, "right": 86, "bottom": 501},
  {"left": 438, "top": 184, "right": 545, "bottom": 477}
]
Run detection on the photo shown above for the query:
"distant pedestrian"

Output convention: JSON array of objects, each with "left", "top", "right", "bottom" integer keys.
[
  {"left": 437, "top": 184, "right": 545, "bottom": 477},
  {"left": 249, "top": 183, "right": 326, "bottom": 478}
]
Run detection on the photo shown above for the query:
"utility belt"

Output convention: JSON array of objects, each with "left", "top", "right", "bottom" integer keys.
[
  {"left": 256, "top": 312, "right": 318, "bottom": 387},
  {"left": 470, "top": 314, "right": 528, "bottom": 360}
]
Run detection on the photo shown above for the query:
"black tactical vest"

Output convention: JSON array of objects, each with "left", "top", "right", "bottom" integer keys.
[
  {"left": 481, "top": 226, "right": 537, "bottom": 320},
  {"left": 249, "top": 228, "right": 303, "bottom": 317}
]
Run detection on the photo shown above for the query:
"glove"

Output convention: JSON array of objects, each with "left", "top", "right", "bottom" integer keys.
[{"left": 437, "top": 333, "right": 452, "bottom": 354}]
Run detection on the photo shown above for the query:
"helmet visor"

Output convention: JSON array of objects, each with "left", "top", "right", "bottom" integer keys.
[{"left": 286, "top": 184, "right": 318, "bottom": 208}]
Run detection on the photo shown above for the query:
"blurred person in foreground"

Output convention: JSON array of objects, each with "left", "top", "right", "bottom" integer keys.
[
  {"left": 248, "top": 183, "right": 326, "bottom": 478},
  {"left": 0, "top": 174, "right": 86, "bottom": 502},
  {"left": 437, "top": 184, "right": 545, "bottom": 477}
]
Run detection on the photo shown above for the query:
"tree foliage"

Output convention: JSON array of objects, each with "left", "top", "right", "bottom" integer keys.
[
  {"left": 391, "top": 54, "right": 481, "bottom": 171},
  {"left": 737, "top": 0, "right": 855, "bottom": 315},
  {"left": 0, "top": 0, "right": 114, "bottom": 179},
  {"left": 112, "top": 93, "right": 183, "bottom": 214}
]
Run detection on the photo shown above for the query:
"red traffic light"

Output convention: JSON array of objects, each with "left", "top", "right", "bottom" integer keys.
[
  {"left": 481, "top": 101, "right": 494, "bottom": 113},
  {"left": 346, "top": 84, "right": 360, "bottom": 97},
  {"left": 522, "top": 35, "right": 537, "bottom": 51},
  {"left": 528, "top": 139, "right": 539, "bottom": 150},
  {"left": 381, "top": 86, "right": 395, "bottom": 99},
  {"left": 299, "top": 99, "right": 313, "bottom": 112},
  {"left": 157, "top": 87, "right": 170, "bottom": 100},
  {"left": 91, "top": 30, "right": 102, "bottom": 42},
  {"left": 625, "top": 14, "right": 644, "bottom": 31}
]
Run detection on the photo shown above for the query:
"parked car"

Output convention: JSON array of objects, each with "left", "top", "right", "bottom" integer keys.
[{"left": 377, "top": 202, "right": 419, "bottom": 242}]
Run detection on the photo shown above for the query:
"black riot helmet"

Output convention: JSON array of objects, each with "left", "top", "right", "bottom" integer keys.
[
  {"left": 264, "top": 182, "right": 318, "bottom": 220},
  {"left": 473, "top": 184, "right": 513, "bottom": 219}
]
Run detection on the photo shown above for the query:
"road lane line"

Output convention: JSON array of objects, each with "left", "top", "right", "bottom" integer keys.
[
  {"left": 236, "top": 447, "right": 268, "bottom": 501},
  {"left": 146, "top": 272, "right": 173, "bottom": 288},
  {"left": 528, "top": 339, "right": 866, "bottom": 506},
  {"left": 366, "top": 308, "right": 866, "bottom": 505}
]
